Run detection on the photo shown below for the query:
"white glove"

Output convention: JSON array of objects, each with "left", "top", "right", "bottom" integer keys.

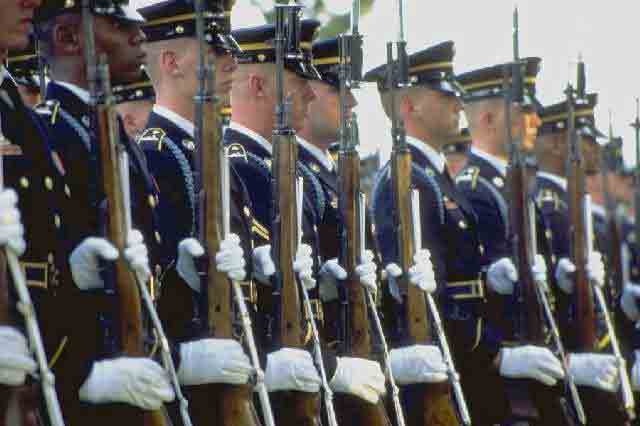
[
  {"left": 620, "top": 283, "right": 640, "bottom": 322},
  {"left": 487, "top": 257, "right": 518, "bottom": 295},
  {"left": 69, "top": 237, "right": 119, "bottom": 290},
  {"left": 532, "top": 254, "right": 548, "bottom": 287},
  {"left": 177, "top": 339, "right": 253, "bottom": 386},
  {"left": 78, "top": 357, "right": 175, "bottom": 410},
  {"left": 568, "top": 353, "right": 619, "bottom": 393},
  {"left": 252, "top": 244, "right": 316, "bottom": 290},
  {"left": 265, "top": 348, "right": 321, "bottom": 393},
  {"left": 177, "top": 238, "right": 205, "bottom": 292},
  {"left": 385, "top": 249, "right": 436, "bottom": 294},
  {"left": 329, "top": 357, "right": 386, "bottom": 404},
  {"left": 318, "top": 250, "right": 378, "bottom": 302},
  {"left": 390, "top": 345, "right": 448, "bottom": 385},
  {"left": 123, "top": 230, "right": 151, "bottom": 284},
  {"left": 555, "top": 252, "right": 605, "bottom": 294},
  {"left": 499, "top": 345, "right": 564, "bottom": 386},
  {"left": 631, "top": 351, "right": 640, "bottom": 391},
  {"left": 0, "top": 326, "right": 37, "bottom": 386},
  {"left": 0, "top": 189, "right": 25, "bottom": 255},
  {"left": 177, "top": 235, "right": 247, "bottom": 293}
]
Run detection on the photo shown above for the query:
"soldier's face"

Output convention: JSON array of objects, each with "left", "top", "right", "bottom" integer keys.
[
  {"left": 0, "top": 0, "right": 41, "bottom": 51},
  {"left": 511, "top": 106, "right": 541, "bottom": 152},
  {"left": 412, "top": 88, "right": 461, "bottom": 141},
  {"left": 283, "top": 70, "right": 316, "bottom": 131},
  {"left": 306, "top": 80, "right": 357, "bottom": 143},
  {"left": 94, "top": 17, "right": 146, "bottom": 82},
  {"left": 178, "top": 43, "right": 237, "bottom": 101}
]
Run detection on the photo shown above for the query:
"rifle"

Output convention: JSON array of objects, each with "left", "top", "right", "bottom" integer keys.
[
  {"left": 631, "top": 99, "right": 640, "bottom": 270},
  {"left": 82, "top": 2, "right": 181, "bottom": 425},
  {"left": 0, "top": 120, "right": 65, "bottom": 426},
  {"left": 188, "top": 0, "right": 274, "bottom": 424},
  {"left": 269, "top": 4, "right": 325, "bottom": 425},
  {"left": 566, "top": 81, "right": 635, "bottom": 423},
  {"left": 387, "top": 1, "right": 468, "bottom": 424},
  {"left": 503, "top": 9, "right": 585, "bottom": 425},
  {"left": 333, "top": 2, "right": 398, "bottom": 423}
]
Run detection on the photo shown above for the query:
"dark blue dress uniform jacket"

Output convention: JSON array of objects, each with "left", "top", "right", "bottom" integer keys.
[
  {"left": 370, "top": 141, "right": 505, "bottom": 424},
  {"left": 138, "top": 111, "right": 255, "bottom": 344},
  {"left": 1, "top": 75, "right": 71, "bottom": 422},
  {"left": 35, "top": 81, "right": 163, "bottom": 424}
]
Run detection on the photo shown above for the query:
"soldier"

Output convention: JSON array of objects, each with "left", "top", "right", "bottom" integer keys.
[
  {"left": 227, "top": 22, "right": 386, "bottom": 409},
  {"left": 135, "top": 0, "right": 263, "bottom": 419},
  {"left": 0, "top": 0, "right": 51, "bottom": 409},
  {"left": 33, "top": 0, "right": 180, "bottom": 421},
  {"left": 366, "top": 42, "right": 569, "bottom": 425},
  {"left": 442, "top": 127, "right": 470, "bottom": 177},
  {"left": 534, "top": 92, "right": 627, "bottom": 424},
  {"left": 7, "top": 35, "right": 43, "bottom": 107},
  {"left": 113, "top": 68, "right": 155, "bottom": 141},
  {"left": 456, "top": 61, "right": 617, "bottom": 423}
]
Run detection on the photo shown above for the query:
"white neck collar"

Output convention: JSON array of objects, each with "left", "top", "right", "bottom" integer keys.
[
  {"left": 228, "top": 121, "right": 272, "bottom": 155},
  {"left": 153, "top": 105, "right": 195, "bottom": 138},
  {"left": 406, "top": 135, "right": 446, "bottom": 173}
]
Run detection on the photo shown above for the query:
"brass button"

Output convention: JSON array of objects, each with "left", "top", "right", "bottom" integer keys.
[
  {"left": 44, "top": 177, "right": 53, "bottom": 190},
  {"left": 48, "top": 253, "right": 54, "bottom": 263},
  {"left": 243, "top": 206, "right": 251, "bottom": 217},
  {"left": 53, "top": 214, "right": 61, "bottom": 228},
  {"left": 148, "top": 194, "right": 156, "bottom": 208},
  {"left": 458, "top": 220, "right": 467, "bottom": 229},
  {"left": 64, "top": 185, "right": 71, "bottom": 198},
  {"left": 155, "top": 231, "right": 162, "bottom": 244},
  {"left": 19, "top": 177, "right": 29, "bottom": 188}
]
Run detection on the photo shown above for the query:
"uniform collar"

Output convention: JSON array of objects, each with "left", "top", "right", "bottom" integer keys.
[
  {"left": 56, "top": 81, "right": 90, "bottom": 104},
  {"left": 297, "top": 136, "right": 333, "bottom": 172},
  {"left": 228, "top": 121, "right": 272, "bottom": 155},
  {"left": 470, "top": 147, "right": 507, "bottom": 177},
  {"left": 537, "top": 171, "right": 567, "bottom": 191},
  {"left": 406, "top": 135, "right": 446, "bottom": 173},
  {"left": 152, "top": 105, "right": 195, "bottom": 138}
]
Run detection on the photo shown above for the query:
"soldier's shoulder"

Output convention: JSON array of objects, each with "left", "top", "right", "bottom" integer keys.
[{"left": 33, "top": 100, "right": 61, "bottom": 126}]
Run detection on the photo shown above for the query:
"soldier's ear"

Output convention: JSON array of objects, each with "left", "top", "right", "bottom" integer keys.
[
  {"left": 248, "top": 74, "right": 266, "bottom": 98},
  {"left": 160, "top": 50, "right": 179, "bottom": 76},
  {"left": 54, "top": 23, "right": 81, "bottom": 54}
]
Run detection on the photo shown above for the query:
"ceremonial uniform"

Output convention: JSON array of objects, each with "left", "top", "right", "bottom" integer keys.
[
  {"left": 0, "top": 68, "right": 69, "bottom": 421},
  {"left": 535, "top": 94, "right": 627, "bottom": 425},
  {"left": 366, "top": 42, "right": 507, "bottom": 425}
]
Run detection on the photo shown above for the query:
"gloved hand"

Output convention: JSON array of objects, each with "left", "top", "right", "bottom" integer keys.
[
  {"left": 487, "top": 255, "right": 548, "bottom": 296},
  {"left": 329, "top": 357, "right": 386, "bottom": 404},
  {"left": 620, "top": 283, "right": 640, "bottom": 322},
  {"left": 78, "top": 357, "right": 175, "bottom": 410},
  {"left": 390, "top": 345, "right": 448, "bottom": 385},
  {"left": 318, "top": 250, "right": 378, "bottom": 302},
  {"left": 568, "top": 353, "right": 619, "bottom": 393},
  {"left": 499, "top": 345, "right": 564, "bottom": 386},
  {"left": 555, "top": 252, "right": 605, "bottom": 294},
  {"left": 0, "top": 326, "right": 36, "bottom": 386},
  {"left": 265, "top": 348, "right": 321, "bottom": 393},
  {"left": 70, "top": 230, "right": 150, "bottom": 291},
  {"left": 631, "top": 351, "right": 640, "bottom": 391},
  {"left": 252, "top": 244, "right": 316, "bottom": 290},
  {"left": 177, "top": 235, "right": 247, "bottom": 293},
  {"left": 487, "top": 257, "right": 518, "bottom": 295},
  {"left": 385, "top": 249, "right": 436, "bottom": 294},
  {"left": 178, "top": 339, "right": 253, "bottom": 386},
  {"left": 0, "top": 189, "right": 25, "bottom": 255},
  {"left": 123, "top": 230, "right": 151, "bottom": 284}
]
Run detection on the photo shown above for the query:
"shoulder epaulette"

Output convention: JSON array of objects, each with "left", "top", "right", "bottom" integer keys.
[
  {"left": 137, "top": 128, "right": 166, "bottom": 151},
  {"left": 33, "top": 100, "right": 60, "bottom": 125},
  {"left": 455, "top": 166, "right": 481, "bottom": 190},
  {"left": 227, "top": 143, "right": 248, "bottom": 162}
]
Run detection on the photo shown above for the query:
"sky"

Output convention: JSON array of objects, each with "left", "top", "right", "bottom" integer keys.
[{"left": 133, "top": 0, "right": 640, "bottom": 165}]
